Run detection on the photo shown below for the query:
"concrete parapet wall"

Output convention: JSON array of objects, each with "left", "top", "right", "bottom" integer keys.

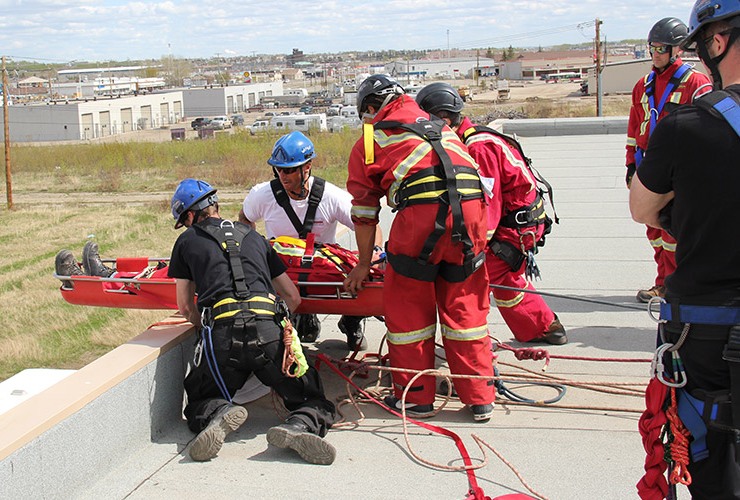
[
  {"left": 491, "top": 116, "right": 628, "bottom": 137},
  {"left": 0, "top": 317, "right": 194, "bottom": 499}
]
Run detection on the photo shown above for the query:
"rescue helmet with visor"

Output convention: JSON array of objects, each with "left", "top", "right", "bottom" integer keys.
[
  {"left": 682, "top": 0, "right": 740, "bottom": 50},
  {"left": 356, "top": 74, "right": 405, "bottom": 116},
  {"left": 415, "top": 82, "right": 465, "bottom": 115},
  {"left": 171, "top": 178, "right": 218, "bottom": 229}
]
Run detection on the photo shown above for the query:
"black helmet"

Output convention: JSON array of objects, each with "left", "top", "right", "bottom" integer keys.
[
  {"left": 356, "top": 74, "right": 404, "bottom": 114},
  {"left": 415, "top": 82, "right": 465, "bottom": 116},
  {"left": 648, "top": 17, "right": 689, "bottom": 45}
]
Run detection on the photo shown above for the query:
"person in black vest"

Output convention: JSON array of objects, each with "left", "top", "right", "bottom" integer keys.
[
  {"left": 630, "top": 1, "right": 740, "bottom": 496},
  {"left": 239, "top": 131, "right": 382, "bottom": 351},
  {"left": 168, "top": 178, "right": 337, "bottom": 465}
]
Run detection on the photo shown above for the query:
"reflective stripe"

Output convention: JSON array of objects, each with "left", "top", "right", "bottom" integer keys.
[
  {"left": 363, "top": 123, "right": 375, "bottom": 164},
  {"left": 626, "top": 137, "right": 637, "bottom": 147},
  {"left": 214, "top": 308, "right": 275, "bottom": 321},
  {"left": 351, "top": 205, "right": 381, "bottom": 220},
  {"left": 466, "top": 133, "right": 535, "bottom": 192},
  {"left": 648, "top": 236, "right": 663, "bottom": 249},
  {"left": 662, "top": 240, "right": 676, "bottom": 252},
  {"left": 212, "top": 296, "right": 276, "bottom": 321},
  {"left": 441, "top": 324, "right": 489, "bottom": 341},
  {"left": 670, "top": 92, "right": 683, "bottom": 104},
  {"left": 387, "top": 325, "right": 436, "bottom": 345},
  {"left": 494, "top": 291, "right": 525, "bottom": 309},
  {"left": 486, "top": 229, "right": 496, "bottom": 240}
]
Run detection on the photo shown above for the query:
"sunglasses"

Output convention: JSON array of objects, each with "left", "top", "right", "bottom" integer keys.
[
  {"left": 649, "top": 45, "right": 670, "bottom": 55},
  {"left": 277, "top": 166, "right": 302, "bottom": 174},
  {"left": 703, "top": 29, "right": 733, "bottom": 48}
]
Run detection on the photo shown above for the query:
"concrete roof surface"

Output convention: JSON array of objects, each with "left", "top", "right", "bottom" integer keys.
[{"left": 75, "top": 131, "right": 673, "bottom": 500}]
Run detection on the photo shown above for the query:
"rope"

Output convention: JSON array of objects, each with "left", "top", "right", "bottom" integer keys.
[
  {"left": 666, "top": 387, "right": 692, "bottom": 486},
  {"left": 281, "top": 317, "right": 299, "bottom": 377},
  {"left": 490, "top": 283, "right": 647, "bottom": 311}
]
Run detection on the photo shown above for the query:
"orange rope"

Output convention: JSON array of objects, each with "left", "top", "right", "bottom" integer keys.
[
  {"left": 666, "top": 387, "right": 692, "bottom": 486},
  {"left": 281, "top": 318, "right": 299, "bottom": 377}
]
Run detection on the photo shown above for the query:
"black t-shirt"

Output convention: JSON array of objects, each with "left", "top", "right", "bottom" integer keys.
[
  {"left": 168, "top": 217, "right": 287, "bottom": 310},
  {"left": 637, "top": 85, "right": 740, "bottom": 303}
]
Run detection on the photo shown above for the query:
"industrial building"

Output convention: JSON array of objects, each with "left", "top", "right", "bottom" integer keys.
[
  {"left": 0, "top": 81, "right": 282, "bottom": 142},
  {"left": 385, "top": 57, "right": 497, "bottom": 80},
  {"left": 585, "top": 57, "right": 708, "bottom": 95}
]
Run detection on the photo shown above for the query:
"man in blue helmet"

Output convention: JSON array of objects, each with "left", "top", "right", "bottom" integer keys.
[
  {"left": 630, "top": 1, "right": 740, "bottom": 497},
  {"left": 239, "top": 131, "right": 381, "bottom": 351},
  {"left": 168, "top": 178, "right": 338, "bottom": 465}
]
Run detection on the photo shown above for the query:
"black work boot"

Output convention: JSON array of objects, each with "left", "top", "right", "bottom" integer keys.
[
  {"left": 294, "top": 313, "right": 321, "bottom": 342},
  {"left": 55, "top": 250, "right": 84, "bottom": 288},
  {"left": 189, "top": 404, "right": 248, "bottom": 462},
  {"left": 266, "top": 417, "right": 336, "bottom": 465},
  {"left": 337, "top": 315, "right": 367, "bottom": 351},
  {"left": 82, "top": 241, "right": 115, "bottom": 277}
]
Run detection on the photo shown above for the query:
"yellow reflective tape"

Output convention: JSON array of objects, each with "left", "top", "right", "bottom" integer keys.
[
  {"left": 386, "top": 325, "right": 436, "bottom": 345},
  {"left": 441, "top": 324, "right": 489, "bottom": 341},
  {"left": 213, "top": 308, "right": 276, "bottom": 321},
  {"left": 648, "top": 237, "right": 663, "bottom": 248},
  {"left": 663, "top": 241, "right": 676, "bottom": 252},
  {"left": 626, "top": 137, "right": 637, "bottom": 147},
  {"left": 364, "top": 123, "right": 375, "bottom": 164},
  {"left": 494, "top": 291, "right": 525, "bottom": 309},
  {"left": 351, "top": 205, "right": 380, "bottom": 219}
]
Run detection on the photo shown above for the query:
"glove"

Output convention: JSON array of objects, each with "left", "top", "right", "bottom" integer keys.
[{"left": 625, "top": 163, "right": 636, "bottom": 188}]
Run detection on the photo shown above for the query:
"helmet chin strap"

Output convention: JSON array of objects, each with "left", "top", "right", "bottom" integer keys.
[
  {"left": 290, "top": 168, "right": 309, "bottom": 199},
  {"left": 698, "top": 29, "right": 740, "bottom": 90}
]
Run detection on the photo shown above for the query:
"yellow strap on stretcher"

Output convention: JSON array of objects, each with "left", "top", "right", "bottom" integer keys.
[{"left": 363, "top": 123, "right": 375, "bottom": 164}]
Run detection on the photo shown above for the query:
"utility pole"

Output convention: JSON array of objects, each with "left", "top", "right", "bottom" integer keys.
[
  {"left": 595, "top": 18, "right": 603, "bottom": 117},
  {"left": 2, "top": 56, "right": 12, "bottom": 210}
]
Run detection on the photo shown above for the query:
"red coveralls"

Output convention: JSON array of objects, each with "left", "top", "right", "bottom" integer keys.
[
  {"left": 347, "top": 95, "right": 494, "bottom": 407},
  {"left": 626, "top": 57, "right": 711, "bottom": 288},
  {"left": 458, "top": 117, "right": 555, "bottom": 342}
]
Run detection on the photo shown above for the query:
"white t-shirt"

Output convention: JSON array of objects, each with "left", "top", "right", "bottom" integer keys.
[{"left": 242, "top": 176, "right": 354, "bottom": 244}]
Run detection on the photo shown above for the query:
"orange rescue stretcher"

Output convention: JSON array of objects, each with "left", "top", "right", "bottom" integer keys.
[{"left": 54, "top": 237, "right": 385, "bottom": 317}]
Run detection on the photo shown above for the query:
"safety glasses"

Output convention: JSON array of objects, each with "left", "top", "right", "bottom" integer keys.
[
  {"left": 649, "top": 45, "right": 670, "bottom": 55},
  {"left": 277, "top": 166, "right": 301, "bottom": 175}
]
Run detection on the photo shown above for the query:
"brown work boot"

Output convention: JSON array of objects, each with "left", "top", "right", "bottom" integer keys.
[
  {"left": 636, "top": 285, "right": 665, "bottom": 303},
  {"left": 527, "top": 315, "right": 568, "bottom": 345},
  {"left": 266, "top": 418, "right": 336, "bottom": 465},
  {"left": 189, "top": 404, "right": 248, "bottom": 462},
  {"left": 55, "top": 250, "right": 84, "bottom": 288},
  {"left": 82, "top": 241, "right": 115, "bottom": 277}
]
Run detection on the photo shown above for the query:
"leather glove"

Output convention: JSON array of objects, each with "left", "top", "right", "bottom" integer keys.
[{"left": 625, "top": 163, "right": 636, "bottom": 188}]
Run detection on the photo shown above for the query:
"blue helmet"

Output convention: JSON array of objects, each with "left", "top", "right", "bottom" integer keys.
[
  {"left": 171, "top": 178, "right": 218, "bottom": 228},
  {"left": 267, "top": 131, "right": 316, "bottom": 168},
  {"left": 683, "top": 0, "right": 740, "bottom": 49}
]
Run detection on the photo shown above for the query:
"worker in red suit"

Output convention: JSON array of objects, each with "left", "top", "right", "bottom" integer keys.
[
  {"left": 626, "top": 17, "right": 712, "bottom": 303},
  {"left": 416, "top": 82, "right": 566, "bottom": 345},
  {"left": 343, "top": 75, "right": 495, "bottom": 422}
]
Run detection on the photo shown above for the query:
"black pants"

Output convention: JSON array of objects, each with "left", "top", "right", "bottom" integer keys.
[
  {"left": 183, "top": 317, "right": 336, "bottom": 436},
  {"left": 663, "top": 322, "right": 740, "bottom": 499}
]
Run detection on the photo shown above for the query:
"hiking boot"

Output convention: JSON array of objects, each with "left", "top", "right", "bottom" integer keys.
[
  {"left": 527, "top": 315, "right": 568, "bottom": 345},
  {"left": 383, "top": 395, "right": 435, "bottom": 418},
  {"left": 82, "top": 241, "right": 115, "bottom": 277},
  {"left": 294, "top": 313, "right": 321, "bottom": 342},
  {"left": 337, "top": 315, "right": 367, "bottom": 351},
  {"left": 469, "top": 403, "right": 494, "bottom": 422},
  {"left": 189, "top": 404, "right": 248, "bottom": 462},
  {"left": 637, "top": 285, "right": 665, "bottom": 303},
  {"left": 266, "top": 418, "right": 336, "bottom": 465},
  {"left": 55, "top": 250, "right": 84, "bottom": 288}
]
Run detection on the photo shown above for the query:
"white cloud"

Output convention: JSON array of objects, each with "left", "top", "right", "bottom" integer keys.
[{"left": 0, "top": 0, "right": 699, "bottom": 62}]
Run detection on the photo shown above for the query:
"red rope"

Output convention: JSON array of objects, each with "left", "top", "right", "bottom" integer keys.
[
  {"left": 666, "top": 387, "right": 692, "bottom": 486},
  {"left": 637, "top": 378, "right": 670, "bottom": 500}
]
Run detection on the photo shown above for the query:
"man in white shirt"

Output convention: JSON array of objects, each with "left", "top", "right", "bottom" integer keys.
[{"left": 239, "top": 131, "right": 375, "bottom": 351}]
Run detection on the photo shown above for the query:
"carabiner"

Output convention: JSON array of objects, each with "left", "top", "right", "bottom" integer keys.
[{"left": 647, "top": 296, "right": 666, "bottom": 323}]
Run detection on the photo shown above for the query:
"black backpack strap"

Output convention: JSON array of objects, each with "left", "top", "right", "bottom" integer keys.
[
  {"left": 194, "top": 220, "right": 252, "bottom": 299},
  {"left": 301, "top": 177, "right": 325, "bottom": 238},
  {"left": 270, "top": 179, "right": 305, "bottom": 236},
  {"left": 270, "top": 177, "right": 326, "bottom": 238},
  {"left": 694, "top": 90, "right": 740, "bottom": 138}
]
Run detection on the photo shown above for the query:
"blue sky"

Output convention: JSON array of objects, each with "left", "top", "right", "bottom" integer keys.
[{"left": 0, "top": 0, "right": 699, "bottom": 63}]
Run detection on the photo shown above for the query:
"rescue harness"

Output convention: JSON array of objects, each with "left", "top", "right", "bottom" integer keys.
[
  {"left": 192, "top": 219, "right": 306, "bottom": 403},
  {"left": 655, "top": 301, "right": 740, "bottom": 463},
  {"left": 270, "top": 177, "right": 326, "bottom": 238},
  {"left": 694, "top": 89, "right": 740, "bottom": 138},
  {"left": 635, "top": 63, "right": 693, "bottom": 166},
  {"left": 462, "top": 125, "right": 558, "bottom": 280},
  {"left": 372, "top": 118, "right": 485, "bottom": 283}
]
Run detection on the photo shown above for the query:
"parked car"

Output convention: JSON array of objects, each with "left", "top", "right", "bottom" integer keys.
[
  {"left": 210, "top": 116, "right": 232, "bottom": 129},
  {"left": 247, "top": 104, "right": 265, "bottom": 112},
  {"left": 230, "top": 114, "right": 245, "bottom": 126},
  {"left": 299, "top": 105, "right": 313, "bottom": 114},
  {"left": 248, "top": 120, "right": 270, "bottom": 135},
  {"left": 191, "top": 117, "right": 211, "bottom": 130}
]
